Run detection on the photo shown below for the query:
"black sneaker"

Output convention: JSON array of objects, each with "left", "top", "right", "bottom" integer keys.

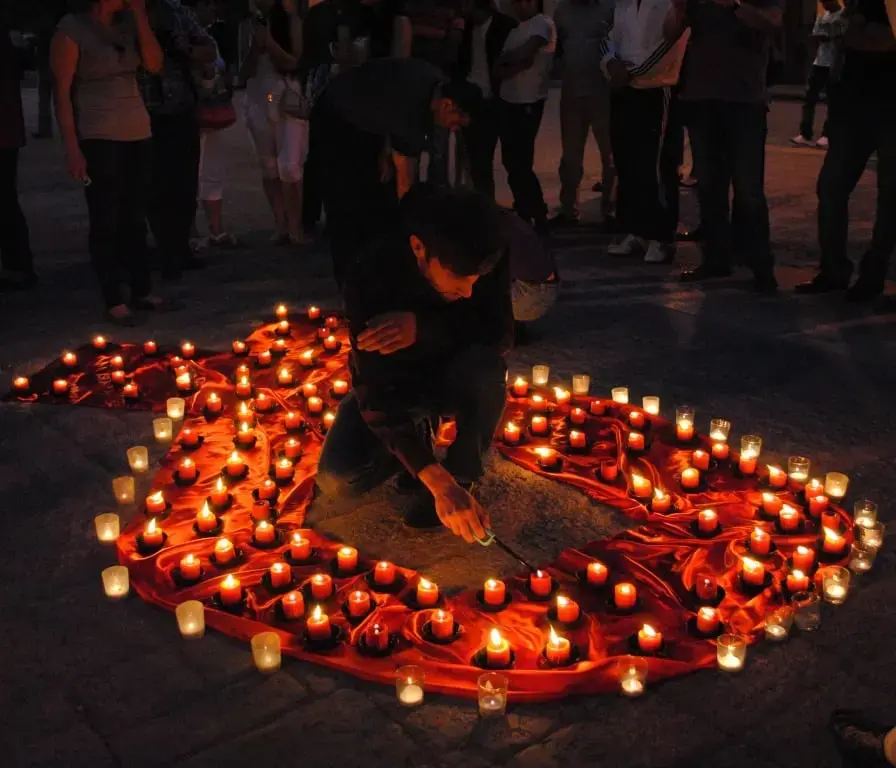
[
  {"left": 680, "top": 264, "right": 732, "bottom": 282},
  {"left": 846, "top": 279, "right": 886, "bottom": 302},
  {"left": 794, "top": 274, "right": 850, "bottom": 294},
  {"left": 829, "top": 710, "right": 891, "bottom": 767}
]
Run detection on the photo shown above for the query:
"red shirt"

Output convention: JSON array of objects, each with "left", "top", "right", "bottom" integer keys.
[{"left": 0, "top": 28, "right": 26, "bottom": 149}]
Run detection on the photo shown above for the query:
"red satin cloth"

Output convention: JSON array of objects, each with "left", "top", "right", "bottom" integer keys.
[{"left": 6, "top": 314, "right": 853, "bottom": 701}]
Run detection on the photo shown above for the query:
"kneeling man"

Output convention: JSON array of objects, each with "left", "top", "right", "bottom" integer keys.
[{"left": 316, "top": 184, "right": 512, "bottom": 543}]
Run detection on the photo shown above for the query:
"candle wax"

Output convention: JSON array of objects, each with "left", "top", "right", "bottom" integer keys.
[{"left": 399, "top": 685, "right": 424, "bottom": 706}]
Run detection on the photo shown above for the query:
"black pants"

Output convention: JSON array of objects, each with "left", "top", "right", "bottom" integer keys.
[
  {"left": 464, "top": 98, "right": 501, "bottom": 200},
  {"left": 147, "top": 111, "right": 200, "bottom": 280},
  {"left": 80, "top": 139, "right": 153, "bottom": 308},
  {"left": 0, "top": 148, "right": 34, "bottom": 275},
  {"left": 316, "top": 346, "right": 507, "bottom": 499},
  {"left": 498, "top": 99, "right": 548, "bottom": 223},
  {"left": 302, "top": 111, "right": 324, "bottom": 231},
  {"left": 687, "top": 100, "right": 773, "bottom": 276},
  {"left": 611, "top": 86, "right": 676, "bottom": 243},
  {"left": 660, "top": 89, "right": 687, "bottom": 230},
  {"left": 315, "top": 101, "right": 400, "bottom": 288},
  {"left": 817, "top": 90, "right": 896, "bottom": 286},
  {"left": 800, "top": 65, "right": 830, "bottom": 141}
]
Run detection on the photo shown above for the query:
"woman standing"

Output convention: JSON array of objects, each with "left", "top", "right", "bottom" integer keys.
[
  {"left": 241, "top": 0, "right": 306, "bottom": 245},
  {"left": 51, "top": 0, "right": 168, "bottom": 324}
]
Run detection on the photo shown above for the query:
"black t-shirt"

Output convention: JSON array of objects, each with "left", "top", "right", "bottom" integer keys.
[
  {"left": 839, "top": 0, "right": 896, "bottom": 101},
  {"left": 302, "top": 0, "right": 371, "bottom": 71},
  {"left": 363, "top": 0, "right": 406, "bottom": 59}
]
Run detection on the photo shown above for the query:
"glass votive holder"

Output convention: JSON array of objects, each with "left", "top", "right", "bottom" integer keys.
[
  {"left": 849, "top": 541, "right": 877, "bottom": 574},
  {"left": 571, "top": 374, "right": 590, "bottom": 396},
  {"left": 642, "top": 396, "right": 660, "bottom": 416},
  {"left": 788, "top": 456, "right": 811, "bottom": 484},
  {"left": 857, "top": 521, "right": 886, "bottom": 552},
  {"left": 709, "top": 418, "right": 731, "bottom": 442},
  {"left": 824, "top": 472, "right": 849, "bottom": 501},
  {"left": 739, "top": 435, "right": 763, "bottom": 473},
  {"left": 792, "top": 590, "right": 822, "bottom": 631},
  {"left": 127, "top": 445, "right": 149, "bottom": 474},
  {"left": 764, "top": 606, "right": 793, "bottom": 642},
  {"left": 675, "top": 405, "right": 695, "bottom": 440},
  {"left": 153, "top": 417, "right": 174, "bottom": 444},
  {"left": 396, "top": 665, "right": 425, "bottom": 707},
  {"left": 716, "top": 634, "right": 747, "bottom": 672},
  {"left": 532, "top": 365, "right": 550, "bottom": 387},
  {"left": 477, "top": 672, "right": 509, "bottom": 717},
  {"left": 854, "top": 499, "right": 878, "bottom": 529},
  {"left": 251, "top": 631, "right": 282, "bottom": 673},
  {"left": 102, "top": 566, "right": 129, "bottom": 600},
  {"left": 94, "top": 513, "right": 120, "bottom": 543},
  {"left": 176, "top": 600, "right": 205, "bottom": 639},
  {"left": 112, "top": 475, "right": 135, "bottom": 505},
  {"left": 822, "top": 566, "right": 850, "bottom": 605},
  {"left": 611, "top": 387, "right": 629, "bottom": 404},
  {"left": 617, "top": 656, "right": 649, "bottom": 697},
  {"left": 166, "top": 397, "right": 186, "bottom": 421}
]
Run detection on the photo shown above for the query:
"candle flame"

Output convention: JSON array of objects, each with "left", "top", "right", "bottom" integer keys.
[
  {"left": 535, "top": 447, "right": 552, "bottom": 458},
  {"left": 223, "top": 574, "right": 237, "bottom": 588},
  {"left": 185, "top": 554, "right": 197, "bottom": 565},
  {"left": 557, "top": 595, "right": 568, "bottom": 608},
  {"left": 489, "top": 628, "right": 503, "bottom": 646},
  {"left": 654, "top": 489, "right": 665, "bottom": 500},
  {"left": 215, "top": 538, "right": 230, "bottom": 551},
  {"left": 147, "top": 518, "right": 158, "bottom": 533},
  {"left": 549, "top": 625, "right": 560, "bottom": 645},
  {"left": 302, "top": 350, "right": 313, "bottom": 359},
  {"left": 312, "top": 605, "right": 322, "bottom": 620},
  {"left": 698, "top": 607, "right": 715, "bottom": 620},
  {"left": 505, "top": 422, "right": 519, "bottom": 432},
  {"left": 340, "top": 546, "right": 355, "bottom": 556},
  {"left": 258, "top": 393, "right": 267, "bottom": 401},
  {"left": 514, "top": 377, "right": 525, "bottom": 386},
  {"left": 209, "top": 393, "right": 219, "bottom": 402},
  {"left": 742, "top": 557, "right": 761, "bottom": 571},
  {"left": 485, "top": 578, "right": 499, "bottom": 590},
  {"left": 229, "top": 451, "right": 241, "bottom": 463},
  {"left": 200, "top": 502, "right": 211, "bottom": 517},
  {"left": 215, "top": 477, "right": 225, "bottom": 493},
  {"left": 276, "top": 303, "right": 287, "bottom": 313},
  {"left": 325, "top": 335, "right": 336, "bottom": 343},
  {"left": 642, "top": 624, "right": 657, "bottom": 638},
  {"left": 796, "top": 545, "right": 811, "bottom": 556},
  {"left": 823, "top": 527, "right": 842, "bottom": 543},
  {"left": 419, "top": 578, "right": 431, "bottom": 589},
  {"left": 752, "top": 526, "right": 766, "bottom": 537},
  {"left": 182, "top": 458, "right": 193, "bottom": 469},
  {"left": 292, "top": 532, "right": 305, "bottom": 544},
  {"left": 149, "top": 490, "right": 164, "bottom": 504},
  {"left": 792, "top": 569, "right": 806, "bottom": 580},
  {"left": 258, "top": 521, "right": 270, "bottom": 531},
  {"left": 435, "top": 609, "right": 447, "bottom": 621},
  {"left": 279, "top": 458, "right": 292, "bottom": 469},
  {"left": 312, "top": 573, "right": 326, "bottom": 584},
  {"left": 272, "top": 562, "right": 286, "bottom": 573}
]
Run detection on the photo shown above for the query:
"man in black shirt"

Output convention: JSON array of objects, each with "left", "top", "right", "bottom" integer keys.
[
  {"left": 316, "top": 184, "right": 512, "bottom": 542},
  {"left": 312, "top": 57, "right": 481, "bottom": 287},
  {"left": 797, "top": 0, "right": 896, "bottom": 301}
]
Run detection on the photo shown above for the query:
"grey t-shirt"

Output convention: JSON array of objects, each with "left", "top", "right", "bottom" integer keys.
[
  {"left": 57, "top": 12, "right": 151, "bottom": 141},
  {"left": 321, "top": 57, "right": 444, "bottom": 157},
  {"left": 678, "top": 0, "right": 785, "bottom": 105},
  {"left": 554, "top": 0, "right": 615, "bottom": 97}
]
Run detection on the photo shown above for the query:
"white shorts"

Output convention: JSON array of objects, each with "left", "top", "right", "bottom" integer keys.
[
  {"left": 198, "top": 129, "right": 228, "bottom": 201},
  {"left": 245, "top": 79, "right": 309, "bottom": 184}
]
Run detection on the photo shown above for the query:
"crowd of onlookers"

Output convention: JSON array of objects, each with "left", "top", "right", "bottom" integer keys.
[{"left": 0, "top": 0, "right": 893, "bottom": 322}]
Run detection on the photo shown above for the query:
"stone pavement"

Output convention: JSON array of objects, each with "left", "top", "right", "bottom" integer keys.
[{"left": 1, "top": 87, "right": 895, "bottom": 768}]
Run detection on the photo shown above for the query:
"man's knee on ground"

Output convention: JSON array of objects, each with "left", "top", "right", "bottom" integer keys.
[
  {"left": 512, "top": 279, "right": 559, "bottom": 322},
  {"left": 314, "top": 463, "right": 365, "bottom": 502}
]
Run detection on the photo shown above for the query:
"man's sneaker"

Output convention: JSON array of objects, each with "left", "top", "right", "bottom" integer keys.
[
  {"left": 644, "top": 241, "right": 675, "bottom": 264},
  {"left": 815, "top": 136, "right": 829, "bottom": 150},
  {"left": 790, "top": 134, "right": 814, "bottom": 147},
  {"left": 608, "top": 234, "right": 645, "bottom": 257}
]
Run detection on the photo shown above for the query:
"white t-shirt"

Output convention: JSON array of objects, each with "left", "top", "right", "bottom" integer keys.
[
  {"left": 468, "top": 17, "right": 493, "bottom": 98},
  {"left": 500, "top": 14, "right": 556, "bottom": 104}
]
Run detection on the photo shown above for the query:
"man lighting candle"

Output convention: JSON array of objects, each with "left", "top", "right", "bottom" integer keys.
[{"left": 314, "top": 186, "right": 511, "bottom": 543}]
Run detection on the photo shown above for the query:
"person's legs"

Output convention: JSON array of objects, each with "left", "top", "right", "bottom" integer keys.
[
  {"left": 302, "top": 108, "right": 324, "bottom": 232},
  {"left": 198, "top": 129, "right": 227, "bottom": 239},
  {"left": 464, "top": 99, "right": 500, "bottom": 199},
  {"left": 558, "top": 90, "right": 589, "bottom": 218},
  {"left": 499, "top": 100, "right": 548, "bottom": 225},
  {"left": 608, "top": 88, "right": 635, "bottom": 237},
  {"left": 246, "top": 94, "right": 288, "bottom": 238},
  {"left": 0, "top": 148, "right": 35, "bottom": 280},
  {"left": 177, "top": 112, "right": 202, "bottom": 264},
  {"left": 440, "top": 345, "right": 507, "bottom": 484},
  {"left": 797, "top": 65, "right": 827, "bottom": 141},
  {"left": 587, "top": 83, "right": 616, "bottom": 217},
  {"left": 275, "top": 114, "right": 310, "bottom": 243},
  {"left": 118, "top": 139, "right": 154, "bottom": 303},
  {"left": 661, "top": 91, "right": 685, "bottom": 238}
]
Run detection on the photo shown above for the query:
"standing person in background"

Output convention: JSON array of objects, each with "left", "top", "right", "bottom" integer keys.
[
  {"left": 493, "top": 0, "right": 555, "bottom": 233},
  {"left": 363, "top": 0, "right": 413, "bottom": 58},
  {"left": 0, "top": 20, "right": 36, "bottom": 290},
  {"left": 455, "top": 0, "right": 517, "bottom": 199},
  {"left": 797, "top": 0, "right": 896, "bottom": 301},
  {"left": 140, "top": 0, "right": 217, "bottom": 281},
  {"left": 51, "top": 0, "right": 170, "bottom": 323},
  {"left": 31, "top": 2, "right": 67, "bottom": 139},
  {"left": 241, "top": 0, "right": 307, "bottom": 245},
  {"left": 791, "top": 0, "right": 846, "bottom": 149},
  {"left": 552, "top": 0, "right": 615, "bottom": 229},
  {"left": 666, "top": 0, "right": 783, "bottom": 293}
]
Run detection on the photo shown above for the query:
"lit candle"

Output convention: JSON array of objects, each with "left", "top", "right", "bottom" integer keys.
[
  {"left": 431, "top": 609, "right": 455, "bottom": 640},
  {"left": 586, "top": 561, "right": 609, "bottom": 586},
  {"left": 572, "top": 374, "right": 590, "bottom": 395},
  {"left": 637, "top": 624, "right": 663, "bottom": 653},
  {"left": 254, "top": 520, "right": 276, "bottom": 545},
  {"left": 143, "top": 340, "right": 157, "bottom": 355},
  {"left": 692, "top": 450, "right": 710, "bottom": 471},
  {"left": 332, "top": 379, "right": 349, "bottom": 396},
  {"left": 709, "top": 418, "right": 731, "bottom": 443},
  {"left": 627, "top": 431, "right": 645, "bottom": 451},
  {"left": 307, "top": 305, "right": 321, "bottom": 320},
  {"left": 675, "top": 406, "right": 695, "bottom": 441},
  {"left": 219, "top": 574, "right": 242, "bottom": 606},
  {"left": 325, "top": 315, "right": 339, "bottom": 329},
  {"left": 554, "top": 387, "right": 571, "bottom": 407},
  {"left": 854, "top": 500, "right": 878, "bottom": 529},
  {"left": 809, "top": 495, "right": 829, "bottom": 517},
  {"left": 629, "top": 410, "right": 646, "bottom": 430},
  {"left": 416, "top": 578, "right": 439, "bottom": 606},
  {"left": 631, "top": 474, "right": 652, "bottom": 499},
  {"left": 695, "top": 574, "right": 718, "bottom": 601},
  {"left": 110, "top": 370, "right": 126, "bottom": 386},
  {"left": 322, "top": 411, "right": 336, "bottom": 431},
  {"left": 269, "top": 562, "right": 291, "bottom": 589},
  {"left": 145, "top": 490, "right": 167, "bottom": 516},
  {"left": 62, "top": 351, "right": 77, "bottom": 368},
  {"left": 611, "top": 387, "right": 629, "bottom": 404},
  {"left": 178, "top": 458, "right": 197, "bottom": 482},
  {"left": 232, "top": 339, "right": 248, "bottom": 356},
  {"left": 530, "top": 394, "right": 546, "bottom": 412},
  {"left": 203, "top": 393, "right": 222, "bottom": 415},
  {"left": 619, "top": 660, "right": 648, "bottom": 697},
  {"left": 275, "top": 457, "right": 294, "bottom": 481},
  {"left": 257, "top": 350, "right": 272, "bottom": 366},
  {"left": 601, "top": 460, "right": 618, "bottom": 482},
  {"left": 511, "top": 377, "right": 528, "bottom": 397},
  {"left": 279, "top": 437, "right": 300, "bottom": 460},
  {"left": 214, "top": 537, "right": 235, "bottom": 565},
  {"left": 101, "top": 565, "right": 129, "bottom": 600},
  {"left": 642, "top": 396, "right": 660, "bottom": 416},
  {"left": 94, "top": 513, "right": 120, "bottom": 543},
  {"left": 108, "top": 355, "right": 124, "bottom": 371},
  {"left": 323, "top": 335, "right": 340, "bottom": 352},
  {"left": 762, "top": 493, "right": 783, "bottom": 515},
  {"left": 786, "top": 569, "right": 810, "bottom": 593},
  {"left": 750, "top": 526, "right": 771, "bottom": 556},
  {"left": 822, "top": 567, "right": 850, "bottom": 604},
  {"left": 299, "top": 350, "right": 315, "bottom": 368},
  {"left": 249, "top": 634, "right": 281, "bottom": 673},
  {"left": 486, "top": 628, "right": 511, "bottom": 668},
  {"left": 739, "top": 435, "right": 762, "bottom": 475},
  {"left": 307, "top": 396, "right": 323, "bottom": 414},
  {"left": 196, "top": 502, "right": 218, "bottom": 533},
  {"left": 545, "top": 626, "right": 571, "bottom": 665},
  {"left": 716, "top": 634, "right": 747, "bottom": 672},
  {"left": 805, "top": 477, "right": 825, "bottom": 498},
  {"left": 204, "top": 478, "right": 227, "bottom": 509},
  {"left": 651, "top": 489, "right": 671, "bottom": 514},
  {"left": 113, "top": 475, "right": 135, "bottom": 505},
  {"left": 397, "top": 667, "right": 425, "bottom": 706},
  {"left": 365, "top": 623, "right": 390, "bottom": 652},
  {"left": 256, "top": 478, "right": 277, "bottom": 502},
  {"left": 697, "top": 508, "right": 719, "bottom": 533},
  {"left": 124, "top": 381, "right": 140, "bottom": 400},
  {"left": 590, "top": 400, "right": 606, "bottom": 416},
  {"left": 741, "top": 557, "right": 765, "bottom": 587},
  {"left": 530, "top": 415, "right": 548, "bottom": 435},
  {"left": 142, "top": 518, "right": 164, "bottom": 548},
  {"left": 696, "top": 606, "right": 720, "bottom": 634},
  {"left": 535, "top": 446, "right": 560, "bottom": 469},
  {"left": 788, "top": 456, "right": 811, "bottom": 484},
  {"left": 822, "top": 527, "right": 847, "bottom": 556},
  {"left": 306, "top": 605, "right": 331, "bottom": 640},
  {"left": 348, "top": 590, "right": 371, "bottom": 617},
  {"left": 336, "top": 546, "right": 358, "bottom": 572},
  {"left": 12, "top": 376, "right": 29, "bottom": 393},
  {"left": 768, "top": 465, "right": 787, "bottom": 489},
  {"left": 282, "top": 590, "right": 305, "bottom": 619},
  {"left": 824, "top": 472, "right": 849, "bottom": 500},
  {"left": 289, "top": 532, "right": 311, "bottom": 561},
  {"left": 711, "top": 442, "right": 730, "bottom": 461},
  {"left": 792, "top": 545, "right": 816, "bottom": 572},
  {"left": 255, "top": 393, "right": 273, "bottom": 413},
  {"left": 127, "top": 446, "right": 149, "bottom": 473},
  {"left": 681, "top": 468, "right": 700, "bottom": 489},
  {"left": 374, "top": 561, "right": 397, "bottom": 587},
  {"left": 503, "top": 422, "right": 520, "bottom": 445},
  {"left": 277, "top": 320, "right": 290, "bottom": 336},
  {"left": 181, "top": 341, "right": 195, "bottom": 359},
  {"left": 233, "top": 376, "right": 252, "bottom": 399},
  {"left": 532, "top": 365, "right": 550, "bottom": 386},
  {"left": 52, "top": 378, "right": 69, "bottom": 396},
  {"left": 310, "top": 573, "right": 333, "bottom": 601},
  {"left": 569, "top": 430, "right": 586, "bottom": 449},
  {"left": 614, "top": 582, "right": 637, "bottom": 610},
  {"left": 483, "top": 578, "right": 506, "bottom": 606},
  {"left": 225, "top": 451, "right": 246, "bottom": 478},
  {"left": 555, "top": 595, "right": 580, "bottom": 623},
  {"left": 175, "top": 372, "right": 192, "bottom": 392},
  {"left": 284, "top": 411, "right": 302, "bottom": 430},
  {"left": 529, "top": 569, "right": 552, "bottom": 597},
  {"left": 179, "top": 554, "right": 201, "bottom": 581},
  {"left": 92, "top": 334, "right": 108, "bottom": 350},
  {"left": 779, "top": 505, "right": 801, "bottom": 532},
  {"left": 570, "top": 407, "right": 586, "bottom": 425}
]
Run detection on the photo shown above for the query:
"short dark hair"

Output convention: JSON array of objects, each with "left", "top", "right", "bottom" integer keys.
[
  {"left": 441, "top": 78, "right": 483, "bottom": 118},
  {"left": 401, "top": 184, "right": 506, "bottom": 277}
]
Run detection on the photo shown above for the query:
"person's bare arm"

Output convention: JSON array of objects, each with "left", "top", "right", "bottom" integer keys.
[
  {"left": 493, "top": 35, "right": 548, "bottom": 80},
  {"left": 392, "top": 153, "right": 418, "bottom": 199},
  {"left": 392, "top": 14, "right": 413, "bottom": 57},
  {"left": 130, "top": 0, "right": 163, "bottom": 72},
  {"left": 266, "top": 11, "right": 302, "bottom": 71},
  {"left": 664, "top": 0, "right": 688, "bottom": 42},
  {"left": 50, "top": 31, "right": 88, "bottom": 182}
]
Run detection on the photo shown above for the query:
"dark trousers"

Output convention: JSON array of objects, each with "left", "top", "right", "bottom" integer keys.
[
  {"left": 0, "top": 148, "right": 34, "bottom": 275},
  {"left": 464, "top": 98, "right": 501, "bottom": 199},
  {"left": 315, "top": 102, "right": 400, "bottom": 288},
  {"left": 498, "top": 99, "right": 548, "bottom": 223},
  {"left": 817, "top": 90, "right": 896, "bottom": 286},
  {"left": 80, "top": 139, "right": 153, "bottom": 308},
  {"left": 661, "top": 90, "right": 687, "bottom": 231},
  {"left": 316, "top": 346, "right": 507, "bottom": 499},
  {"left": 611, "top": 86, "right": 676, "bottom": 243},
  {"left": 799, "top": 65, "right": 830, "bottom": 141},
  {"left": 147, "top": 111, "right": 200, "bottom": 280},
  {"left": 687, "top": 100, "right": 773, "bottom": 276},
  {"left": 302, "top": 112, "right": 324, "bottom": 231}
]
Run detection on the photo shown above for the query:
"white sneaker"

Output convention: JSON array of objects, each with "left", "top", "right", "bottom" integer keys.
[
  {"left": 790, "top": 135, "right": 815, "bottom": 147},
  {"left": 608, "top": 234, "right": 645, "bottom": 256},
  {"left": 644, "top": 241, "right": 674, "bottom": 264},
  {"left": 815, "top": 136, "right": 829, "bottom": 150}
]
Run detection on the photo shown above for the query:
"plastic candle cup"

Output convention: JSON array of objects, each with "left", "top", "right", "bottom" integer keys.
[
  {"left": 179, "top": 553, "right": 201, "bottom": 581},
  {"left": 631, "top": 474, "right": 652, "bottom": 499},
  {"left": 692, "top": 450, "right": 710, "bottom": 470},
  {"left": 764, "top": 606, "right": 793, "bottom": 642},
  {"left": 166, "top": 397, "right": 185, "bottom": 420},
  {"left": 12, "top": 376, "right": 29, "bottom": 394},
  {"left": 739, "top": 435, "right": 762, "bottom": 474},
  {"left": 214, "top": 537, "right": 235, "bottom": 565},
  {"left": 741, "top": 557, "right": 765, "bottom": 587},
  {"left": 332, "top": 379, "right": 349, "bottom": 397},
  {"left": 572, "top": 374, "right": 590, "bottom": 395},
  {"left": 762, "top": 492, "right": 783, "bottom": 515},
  {"left": 553, "top": 387, "right": 571, "bottom": 407},
  {"left": 614, "top": 582, "right": 637, "bottom": 610},
  {"left": 695, "top": 574, "right": 718, "bottom": 601},
  {"left": 232, "top": 340, "right": 247, "bottom": 355},
  {"left": 805, "top": 477, "right": 825, "bottom": 499},
  {"left": 529, "top": 570, "right": 552, "bottom": 597},
  {"left": 681, "top": 468, "right": 700, "bottom": 489},
  {"left": 712, "top": 442, "right": 730, "bottom": 461},
  {"left": 142, "top": 518, "right": 164, "bottom": 548},
  {"left": 306, "top": 396, "right": 323, "bottom": 414},
  {"left": 532, "top": 365, "right": 550, "bottom": 386},
  {"left": 269, "top": 562, "right": 292, "bottom": 589},
  {"left": 196, "top": 503, "right": 218, "bottom": 533},
  {"left": 257, "top": 349, "right": 272, "bottom": 367},
  {"left": 822, "top": 527, "right": 847, "bottom": 556},
  {"left": 348, "top": 590, "right": 371, "bottom": 618},
  {"left": 786, "top": 569, "right": 810, "bottom": 593},
  {"left": 590, "top": 400, "right": 607, "bottom": 416},
  {"left": 225, "top": 451, "right": 246, "bottom": 478},
  {"left": 254, "top": 520, "right": 276, "bottom": 545},
  {"left": 854, "top": 500, "right": 878, "bottom": 529},
  {"left": 675, "top": 405, "right": 695, "bottom": 441},
  {"left": 808, "top": 494, "right": 829, "bottom": 517},
  {"left": 175, "top": 372, "right": 192, "bottom": 392},
  {"left": 709, "top": 418, "right": 731, "bottom": 443},
  {"left": 299, "top": 350, "right": 315, "bottom": 369},
  {"left": 823, "top": 566, "right": 850, "bottom": 605},
  {"left": 310, "top": 573, "right": 333, "bottom": 601},
  {"left": 570, "top": 407, "right": 587, "bottom": 425},
  {"left": 535, "top": 446, "right": 560, "bottom": 468},
  {"left": 255, "top": 393, "right": 274, "bottom": 413},
  {"left": 176, "top": 600, "right": 205, "bottom": 639},
  {"left": 94, "top": 513, "right": 120, "bottom": 543},
  {"left": 323, "top": 335, "right": 340, "bottom": 351},
  {"left": 530, "top": 394, "right": 547, "bottom": 412},
  {"left": 779, "top": 505, "right": 801, "bottom": 531},
  {"left": 611, "top": 387, "right": 629, "bottom": 404},
  {"left": 127, "top": 445, "right": 149, "bottom": 473},
  {"left": 102, "top": 566, "right": 129, "bottom": 600},
  {"left": 92, "top": 334, "right": 108, "bottom": 350},
  {"left": 122, "top": 382, "right": 139, "bottom": 400},
  {"left": 586, "top": 561, "right": 609, "bottom": 586},
  {"left": 337, "top": 546, "right": 358, "bottom": 572},
  {"left": 824, "top": 472, "right": 849, "bottom": 501},
  {"left": 374, "top": 561, "right": 397, "bottom": 586},
  {"left": 698, "top": 509, "right": 719, "bottom": 533},
  {"left": 556, "top": 595, "right": 580, "bottom": 623},
  {"left": 601, "top": 460, "right": 618, "bottom": 482},
  {"left": 696, "top": 606, "right": 720, "bottom": 634},
  {"left": 767, "top": 465, "right": 787, "bottom": 488},
  {"left": 62, "top": 351, "right": 78, "bottom": 368},
  {"left": 486, "top": 628, "right": 512, "bottom": 668},
  {"left": 325, "top": 315, "right": 339, "bottom": 329},
  {"left": 792, "top": 545, "right": 816, "bottom": 572},
  {"left": 628, "top": 431, "right": 645, "bottom": 451},
  {"left": 637, "top": 624, "right": 663, "bottom": 653},
  {"left": 219, "top": 574, "right": 242, "bottom": 606},
  {"left": 210, "top": 477, "right": 229, "bottom": 507},
  {"left": 205, "top": 392, "right": 223, "bottom": 414},
  {"left": 111, "top": 370, "right": 126, "bottom": 386},
  {"left": 307, "top": 305, "right": 320, "bottom": 320},
  {"left": 289, "top": 532, "right": 311, "bottom": 561},
  {"left": 282, "top": 590, "right": 305, "bottom": 619},
  {"left": 483, "top": 578, "right": 506, "bottom": 606},
  {"left": 545, "top": 626, "right": 571, "bottom": 665},
  {"left": 178, "top": 458, "right": 197, "bottom": 482},
  {"left": 416, "top": 578, "right": 439, "bottom": 606},
  {"left": 477, "top": 672, "right": 509, "bottom": 717},
  {"left": 235, "top": 377, "right": 252, "bottom": 398},
  {"left": 530, "top": 415, "right": 548, "bottom": 435},
  {"left": 276, "top": 319, "right": 290, "bottom": 336},
  {"left": 180, "top": 341, "right": 195, "bottom": 359},
  {"left": 180, "top": 428, "right": 201, "bottom": 448},
  {"left": 153, "top": 417, "right": 173, "bottom": 444},
  {"left": 716, "top": 634, "right": 747, "bottom": 672},
  {"left": 52, "top": 378, "right": 69, "bottom": 396},
  {"left": 642, "top": 396, "right": 660, "bottom": 416},
  {"left": 430, "top": 609, "right": 454, "bottom": 639},
  {"left": 651, "top": 489, "right": 671, "bottom": 514},
  {"left": 396, "top": 665, "right": 425, "bottom": 707},
  {"left": 503, "top": 422, "right": 521, "bottom": 444},
  {"left": 788, "top": 456, "right": 810, "bottom": 485},
  {"left": 306, "top": 604, "right": 332, "bottom": 641},
  {"left": 284, "top": 411, "right": 302, "bottom": 430},
  {"left": 113, "top": 475, "right": 135, "bottom": 505},
  {"left": 618, "top": 657, "right": 648, "bottom": 697},
  {"left": 750, "top": 527, "right": 771, "bottom": 556},
  {"left": 143, "top": 340, "right": 157, "bottom": 355},
  {"left": 510, "top": 376, "right": 528, "bottom": 397},
  {"left": 322, "top": 411, "right": 336, "bottom": 431}
]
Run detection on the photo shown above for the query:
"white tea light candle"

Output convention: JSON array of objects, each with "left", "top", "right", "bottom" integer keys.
[
  {"left": 251, "top": 632, "right": 282, "bottom": 673},
  {"left": 94, "top": 513, "right": 120, "bottom": 543},
  {"left": 396, "top": 665, "right": 425, "bottom": 707},
  {"left": 102, "top": 566, "right": 129, "bottom": 600},
  {"left": 112, "top": 475, "right": 135, "bottom": 505},
  {"left": 176, "top": 600, "right": 205, "bottom": 639},
  {"left": 153, "top": 417, "right": 173, "bottom": 444},
  {"left": 166, "top": 397, "right": 186, "bottom": 421},
  {"left": 127, "top": 445, "right": 149, "bottom": 473}
]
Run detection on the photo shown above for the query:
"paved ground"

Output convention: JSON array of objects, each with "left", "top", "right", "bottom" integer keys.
[{"left": 1, "top": 86, "right": 895, "bottom": 768}]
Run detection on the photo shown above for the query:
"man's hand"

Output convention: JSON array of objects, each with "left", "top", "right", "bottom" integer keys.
[
  {"left": 419, "top": 464, "right": 490, "bottom": 543},
  {"left": 356, "top": 312, "right": 417, "bottom": 354},
  {"left": 605, "top": 58, "right": 631, "bottom": 89}
]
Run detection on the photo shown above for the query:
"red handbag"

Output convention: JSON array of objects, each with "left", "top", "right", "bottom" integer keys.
[{"left": 198, "top": 103, "right": 237, "bottom": 132}]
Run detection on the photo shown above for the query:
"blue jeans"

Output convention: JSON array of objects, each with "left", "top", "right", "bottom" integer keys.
[{"left": 686, "top": 100, "right": 773, "bottom": 276}]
